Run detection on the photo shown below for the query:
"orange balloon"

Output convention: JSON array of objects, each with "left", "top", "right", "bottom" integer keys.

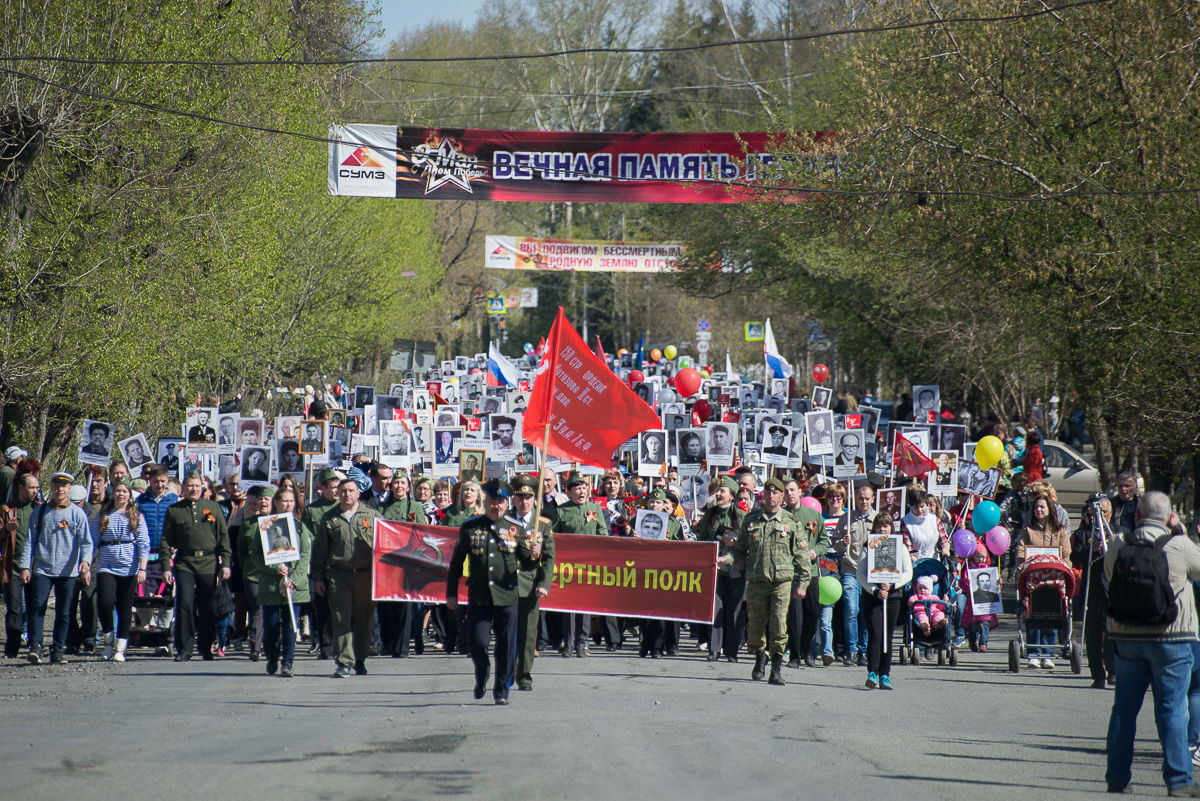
[{"left": 650, "top": 348, "right": 663, "bottom": 361}]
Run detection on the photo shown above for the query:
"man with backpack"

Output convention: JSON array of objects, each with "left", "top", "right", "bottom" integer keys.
[{"left": 1104, "top": 491, "right": 1200, "bottom": 796}]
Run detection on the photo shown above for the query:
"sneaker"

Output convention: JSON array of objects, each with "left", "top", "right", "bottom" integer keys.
[
  {"left": 49, "top": 649, "right": 63, "bottom": 664},
  {"left": 27, "top": 646, "right": 43, "bottom": 665},
  {"left": 857, "top": 653, "right": 866, "bottom": 667},
  {"left": 103, "top": 635, "right": 114, "bottom": 661},
  {"left": 841, "top": 656, "right": 855, "bottom": 667},
  {"left": 1167, "top": 784, "right": 1200, "bottom": 797},
  {"left": 216, "top": 647, "right": 226, "bottom": 658},
  {"left": 1027, "top": 657, "right": 1041, "bottom": 669},
  {"left": 1041, "top": 658, "right": 1055, "bottom": 670},
  {"left": 354, "top": 661, "right": 368, "bottom": 676},
  {"left": 865, "top": 671, "right": 879, "bottom": 689},
  {"left": 879, "top": 674, "right": 894, "bottom": 690},
  {"left": 952, "top": 635, "right": 966, "bottom": 648},
  {"left": 1190, "top": 744, "right": 1200, "bottom": 768},
  {"left": 821, "top": 653, "right": 834, "bottom": 667},
  {"left": 266, "top": 658, "right": 278, "bottom": 675},
  {"left": 332, "top": 664, "right": 352, "bottom": 678},
  {"left": 156, "top": 645, "right": 172, "bottom": 657},
  {"left": 280, "top": 662, "right": 294, "bottom": 678}
]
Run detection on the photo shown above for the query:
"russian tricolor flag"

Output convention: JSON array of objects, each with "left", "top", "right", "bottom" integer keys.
[
  {"left": 488, "top": 342, "right": 521, "bottom": 387},
  {"left": 763, "top": 318, "right": 793, "bottom": 379}
]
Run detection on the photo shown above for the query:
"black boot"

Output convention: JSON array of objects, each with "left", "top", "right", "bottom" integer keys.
[
  {"left": 751, "top": 650, "right": 767, "bottom": 681},
  {"left": 768, "top": 654, "right": 785, "bottom": 686}
]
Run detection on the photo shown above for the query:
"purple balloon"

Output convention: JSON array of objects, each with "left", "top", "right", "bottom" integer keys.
[
  {"left": 952, "top": 528, "right": 977, "bottom": 559},
  {"left": 985, "top": 525, "right": 1011, "bottom": 557}
]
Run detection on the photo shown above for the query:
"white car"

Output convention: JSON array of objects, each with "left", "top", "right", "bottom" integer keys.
[{"left": 1040, "top": 440, "right": 1103, "bottom": 512}]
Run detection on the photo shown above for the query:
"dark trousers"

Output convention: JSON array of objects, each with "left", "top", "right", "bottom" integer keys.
[
  {"left": 787, "top": 577, "right": 820, "bottom": 659},
  {"left": 862, "top": 589, "right": 902, "bottom": 675},
  {"left": 242, "top": 578, "right": 263, "bottom": 654},
  {"left": 563, "top": 612, "right": 590, "bottom": 650},
  {"left": 262, "top": 604, "right": 296, "bottom": 663},
  {"left": 28, "top": 575, "right": 76, "bottom": 651},
  {"left": 309, "top": 581, "right": 332, "bottom": 651},
  {"left": 711, "top": 573, "right": 746, "bottom": 657},
  {"left": 467, "top": 603, "right": 518, "bottom": 701},
  {"left": 96, "top": 573, "right": 138, "bottom": 639},
  {"left": 66, "top": 576, "right": 98, "bottom": 648},
  {"left": 1079, "top": 564, "right": 1114, "bottom": 682},
  {"left": 379, "top": 602, "right": 424, "bottom": 656},
  {"left": 4, "top": 579, "right": 26, "bottom": 657},
  {"left": 515, "top": 599, "right": 540, "bottom": 684},
  {"left": 175, "top": 570, "right": 218, "bottom": 655},
  {"left": 598, "top": 615, "right": 622, "bottom": 647}
]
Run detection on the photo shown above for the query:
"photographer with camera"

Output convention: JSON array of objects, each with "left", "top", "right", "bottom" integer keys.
[{"left": 1072, "top": 493, "right": 1116, "bottom": 688}]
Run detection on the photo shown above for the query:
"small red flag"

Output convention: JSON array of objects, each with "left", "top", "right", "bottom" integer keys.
[
  {"left": 593, "top": 335, "right": 607, "bottom": 363},
  {"left": 893, "top": 431, "right": 936, "bottom": 477},
  {"left": 524, "top": 307, "right": 661, "bottom": 469}
]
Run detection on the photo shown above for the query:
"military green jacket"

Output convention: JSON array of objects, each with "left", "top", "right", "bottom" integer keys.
[
  {"left": 300, "top": 497, "right": 336, "bottom": 538},
  {"left": 666, "top": 516, "right": 685, "bottom": 541},
  {"left": 257, "top": 520, "right": 312, "bottom": 607},
  {"left": 697, "top": 504, "right": 745, "bottom": 576},
  {"left": 507, "top": 512, "right": 555, "bottom": 598},
  {"left": 160, "top": 498, "right": 232, "bottom": 575},
  {"left": 310, "top": 504, "right": 377, "bottom": 582},
  {"left": 787, "top": 505, "right": 829, "bottom": 556},
  {"left": 381, "top": 496, "right": 428, "bottom": 525},
  {"left": 553, "top": 500, "right": 605, "bottom": 535},
  {"left": 441, "top": 505, "right": 476, "bottom": 529},
  {"left": 726, "top": 507, "right": 812, "bottom": 585},
  {"left": 446, "top": 514, "right": 529, "bottom": 607}
]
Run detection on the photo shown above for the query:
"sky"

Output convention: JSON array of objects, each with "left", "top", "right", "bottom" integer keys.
[{"left": 373, "top": 0, "right": 489, "bottom": 46}]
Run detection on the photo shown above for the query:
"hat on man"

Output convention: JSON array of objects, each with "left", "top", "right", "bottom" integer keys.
[
  {"left": 511, "top": 474, "right": 538, "bottom": 496},
  {"left": 247, "top": 485, "right": 277, "bottom": 498},
  {"left": 481, "top": 478, "right": 510, "bottom": 500},
  {"left": 68, "top": 485, "right": 87, "bottom": 504},
  {"left": 131, "top": 478, "right": 149, "bottom": 492},
  {"left": 318, "top": 468, "right": 342, "bottom": 484},
  {"left": 719, "top": 476, "right": 739, "bottom": 494},
  {"left": 764, "top": 477, "right": 787, "bottom": 493},
  {"left": 564, "top": 471, "right": 587, "bottom": 488},
  {"left": 4, "top": 446, "right": 27, "bottom": 460},
  {"left": 114, "top": 477, "right": 132, "bottom": 489},
  {"left": 647, "top": 488, "right": 668, "bottom": 502},
  {"left": 768, "top": 425, "right": 787, "bottom": 436},
  {"left": 50, "top": 471, "right": 75, "bottom": 483}
]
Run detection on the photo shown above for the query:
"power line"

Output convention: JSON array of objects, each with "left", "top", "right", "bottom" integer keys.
[
  {"left": 0, "top": 0, "right": 1114, "bottom": 67},
  {"left": 4, "top": 59, "right": 1195, "bottom": 204}
]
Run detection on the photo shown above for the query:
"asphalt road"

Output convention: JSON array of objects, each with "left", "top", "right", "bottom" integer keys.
[{"left": 0, "top": 617, "right": 1180, "bottom": 800}]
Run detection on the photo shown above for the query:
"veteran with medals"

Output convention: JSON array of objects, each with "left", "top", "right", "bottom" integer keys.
[{"left": 508, "top": 474, "right": 555, "bottom": 691}]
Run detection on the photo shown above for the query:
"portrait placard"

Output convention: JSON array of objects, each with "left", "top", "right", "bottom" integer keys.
[{"left": 258, "top": 513, "right": 299, "bottom": 566}]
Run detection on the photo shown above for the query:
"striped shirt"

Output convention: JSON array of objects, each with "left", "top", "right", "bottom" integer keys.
[{"left": 89, "top": 510, "right": 150, "bottom": 577}]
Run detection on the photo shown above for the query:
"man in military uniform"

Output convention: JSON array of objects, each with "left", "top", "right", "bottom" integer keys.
[
  {"left": 784, "top": 477, "right": 828, "bottom": 668},
  {"left": 696, "top": 476, "right": 746, "bottom": 662},
  {"left": 379, "top": 470, "right": 428, "bottom": 657},
  {"left": 552, "top": 471, "right": 605, "bottom": 657},
  {"left": 302, "top": 469, "right": 341, "bottom": 659},
  {"left": 446, "top": 479, "right": 524, "bottom": 705},
  {"left": 311, "top": 478, "right": 377, "bottom": 678},
  {"left": 161, "top": 472, "right": 232, "bottom": 661},
  {"left": 508, "top": 474, "right": 554, "bottom": 691},
  {"left": 235, "top": 485, "right": 276, "bottom": 661},
  {"left": 719, "top": 477, "right": 811, "bottom": 686},
  {"left": 639, "top": 488, "right": 685, "bottom": 658}
]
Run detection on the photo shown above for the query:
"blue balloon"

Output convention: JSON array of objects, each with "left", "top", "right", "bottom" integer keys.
[
  {"left": 523, "top": 342, "right": 535, "bottom": 354},
  {"left": 972, "top": 500, "right": 1001, "bottom": 535}
]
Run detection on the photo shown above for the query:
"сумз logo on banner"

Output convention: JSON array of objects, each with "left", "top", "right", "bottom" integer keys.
[
  {"left": 485, "top": 236, "right": 516, "bottom": 268},
  {"left": 328, "top": 124, "right": 396, "bottom": 198},
  {"left": 410, "top": 138, "right": 487, "bottom": 194}
]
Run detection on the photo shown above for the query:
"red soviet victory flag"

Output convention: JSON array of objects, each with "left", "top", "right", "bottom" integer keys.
[
  {"left": 524, "top": 307, "right": 661, "bottom": 469},
  {"left": 893, "top": 431, "right": 937, "bottom": 477}
]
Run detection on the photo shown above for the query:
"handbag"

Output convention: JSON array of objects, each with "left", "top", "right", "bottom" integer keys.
[{"left": 213, "top": 578, "right": 236, "bottom": 618}]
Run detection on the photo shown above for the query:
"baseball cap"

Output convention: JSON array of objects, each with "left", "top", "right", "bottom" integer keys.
[{"left": 4, "top": 446, "right": 27, "bottom": 460}]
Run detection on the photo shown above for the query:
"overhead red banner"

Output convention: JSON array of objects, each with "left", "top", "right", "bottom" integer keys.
[
  {"left": 524, "top": 307, "right": 661, "bottom": 469},
  {"left": 373, "top": 520, "right": 718, "bottom": 624},
  {"left": 329, "top": 124, "right": 838, "bottom": 203}
]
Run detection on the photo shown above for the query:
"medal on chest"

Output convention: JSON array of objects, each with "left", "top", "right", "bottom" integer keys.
[
  {"left": 470, "top": 530, "right": 487, "bottom": 555},
  {"left": 498, "top": 526, "right": 518, "bottom": 553}
]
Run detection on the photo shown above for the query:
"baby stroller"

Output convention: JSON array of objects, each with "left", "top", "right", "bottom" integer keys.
[
  {"left": 1009, "top": 554, "right": 1082, "bottom": 673},
  {"left": 899, "top": 558, "right": 958, "bottom": 667}
]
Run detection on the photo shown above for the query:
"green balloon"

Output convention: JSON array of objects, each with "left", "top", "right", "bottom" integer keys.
[{"left": 818, "top": 575, "right": 843, "bottom": 606}]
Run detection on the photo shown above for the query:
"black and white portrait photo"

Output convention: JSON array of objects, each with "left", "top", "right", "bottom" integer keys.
[
  {"left": 832, "top": 430, "right": 865, "bottom": 479},
  {"left": 411, "top": 424, "right": 431, "bottom": 458},
  {"left": 433, "top": 427, "right": 463, "bottom": 476},
  {"left": 877, "top": 488, "right": 906, "bottom": 533},
  {"left": 927, "top": 450, "right": 959, "bottom": 497},
  {"left": 633, "top": 382, "right": 655, "bottom": 408},
  {"left": 507, "top": 392, "right": 529, "bottom": 414},
  {"left": 157, "top": 438, "right": 183, "bottom": 471},
  {"left": 706, "top": 422, "right": 735, "bottom": 466},
  {"left": 237, "top": 418, "right": 264, "bottom": 449},
  {"left": 741, "top": 413, "right": 759, "bottom": 447},
  {"left": 441, "top": 360, "right": 455, "bottom": 377},
  {"left": 435, "top": 406, "right": 460, "bottom": 428},
  {"left": 490, "top": 415, "right": 521, "bottom": 462},
  {"left": 968, "top": 567, "right": 1002, "bottom": 615},
  {"left": 79, "top": 419, "right": 114, "bottom": 467},
  {"left": 411, "top": 389, "right": 430, "bottom": 412},
  {"left": 375, "top": 395, "right": 403, "bottom": 429},
  {"left": 913, "top": 384, "right": 940, "bottom": 423},
  {"left": 764, "top": 394, "right": 786, "bottom": 413},
  {"left": 634, "top": 509, "right": 669, "bottom": 540},
  {"left": 185, "top": 407, "right": 218, "bottom": 451},
  {"left": 681, "top": 472, "right": 709, "bottom": 511},
  {"left": 479, "top": 395, "right": 502, "bottom": 415},
  {"left": 455, "top": 355, "right": 471, "bottom": 373},
  {"left": 118, "top": 434, "right": 153, "bottom": 472},
  {"left": 379, "top": 420, "right": 412, "bottom": 467},
  {"left": 761, "top": 424, "right": 792, "bottom": 467},
  {"left": 277, "top": 440, "right": 304, "bottom": 475},
  {"left": 769, "top": 378, "right": 789, "bottom": 398},
  {"left": 327, "top": 409, "right": 348, "bottom": 428},
  {"left": 938, "top": 424, "right": 966, "bottom": 454},
  {"left": 217, "top": 413, "right": 239, "bottom": 452},
  {"left": 328, "top": 426, "right": 351, "bottom": 463},
  {"left": 811, "top": 386, "right": 832, "bottom": 410},
  {"left": 805, "top": 410, "right": 835, "bottom": 457},
  {"left": 788, "top": 428, "right": 806, "bottom": 469},
  {"left": 354, "top": 385, "right": 376, "bottom": 410},
  {"left": 240, "top": 445, "right": 271, "bottom": 485},
  {"left": 637, "top": 430, "right": 667, "bottom": 477},
  {"left": 676, "top": 428, "right": 706, "bottom": 470},
  {"left": 957, "top": 458, "right": 1000, "bottom": 499},
  {"left": 299, "top": 420, "right": 326, "bottom": 455}
]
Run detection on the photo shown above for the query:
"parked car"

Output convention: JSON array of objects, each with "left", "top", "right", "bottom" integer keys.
[{"left": 1040, "top": 439, "right": 1103, "bottom": 512}]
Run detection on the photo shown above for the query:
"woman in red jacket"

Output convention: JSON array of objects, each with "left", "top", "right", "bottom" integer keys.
[{"left": 1022, "top": 431, "right": 1045, "bottom": 483}]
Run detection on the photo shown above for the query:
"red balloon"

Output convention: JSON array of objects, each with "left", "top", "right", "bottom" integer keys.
[
  {"left": 692, "top": 399, "right": 712, "bottom": 423},
  {"left": 675, "top": 367, "right": 703, "bottom": 397},
  {"left": 666, "top": 375, "right": 676, "bottom": 387},
  {"left": 812, "top": 363, "right": 830, "bottom": 383},
  {"left": 628, "top": 369, "right": 645, "bottom": 386}
]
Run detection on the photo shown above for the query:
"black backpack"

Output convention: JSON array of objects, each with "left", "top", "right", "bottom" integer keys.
[{"left": 1107, "top": 529, "right": 1179, "bottom": 626}]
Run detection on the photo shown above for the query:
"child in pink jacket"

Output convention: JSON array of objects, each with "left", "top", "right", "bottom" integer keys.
[{"left": 910, "top": 574, "right": 947, "bottom": 635}]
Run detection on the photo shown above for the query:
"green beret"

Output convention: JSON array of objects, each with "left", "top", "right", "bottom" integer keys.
[{"left": 764, "top": 477, "right": 787, "bottom": 493}]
